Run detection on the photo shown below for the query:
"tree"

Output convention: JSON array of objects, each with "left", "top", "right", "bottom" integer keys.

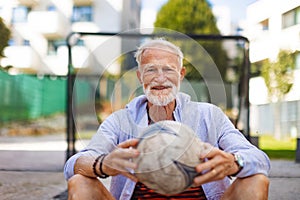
[
  {"left": 261, "top": 50, "right": 295, "bottom": 139},
  {"left": 155, "top": 0, "right": 219, "bottom": 34},
  {"left": 0, "top": 17, "right": 11, "bottom": 70},
  {"left": 0, "top": 17, "right": 10, "bottom": 59},
  {"left": 154, "top": 0, "right": 228, "bottom": 81},
  {"left": 261, "top": 50, "right": 295, "bottom": 101}
]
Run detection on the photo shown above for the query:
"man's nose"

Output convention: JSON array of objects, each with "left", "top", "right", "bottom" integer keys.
[{"left": 155, "top": 69, "right": 167, "bottom": 82}]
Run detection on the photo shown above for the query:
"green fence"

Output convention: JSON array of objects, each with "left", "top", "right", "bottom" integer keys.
[{"left": 0, "top": 71, "right": 92, "bottom": 123}]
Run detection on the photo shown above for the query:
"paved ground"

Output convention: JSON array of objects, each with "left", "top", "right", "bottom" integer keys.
[{"left": 0, "top": 134, "right": 299, "bottom": 200}]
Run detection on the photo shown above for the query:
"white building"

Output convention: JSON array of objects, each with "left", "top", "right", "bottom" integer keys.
[
  {"left": 244, "top": 0, "right": 300, "bottom": 137},
  {"left": 212, "top": 5, "right": 231, "bottom": 35},
  {"left": 0, "top": 0, "right": 141, "bottom": 75}
]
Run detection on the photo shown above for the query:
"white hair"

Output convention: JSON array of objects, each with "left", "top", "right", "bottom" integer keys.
[{"left": 135, "top": 38, "right": 184, "bottom": 69}]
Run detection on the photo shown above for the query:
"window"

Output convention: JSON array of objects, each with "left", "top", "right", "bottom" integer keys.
[
  {"left": 11, "top": 6, "right": 30, "bottom": 23},
  {"left": 23, "top": 40, "right": 30, "bottom": 46},
  {"left": 295, "top": 52, "right": 300, "bottom": 70},
  {"left": 47, "top": 5, "right": 57, "bottom": 11},
  {"left": 8, "top": 39, "right": 15, "bottom": 46},
  {"left": 250, "top": 59, "right": 267, "bottom": 77},
  {"left": 297, "top": 7, "right": 300, "bottom": 24},
  {"left": 131, "top": 0, "right": 138, "bottom": 10},
  {"left": 260, "top": 19, "right": 269, "bottom": 30},
  {"left": 48, "top": 39, "right": 66, "bottom": 55},
  {"left": 282, "top": 6, "right": 300, "bottom": 29},
  {"left": 284, "top": 101, "right": 298, "bottom": 121},
  {"left": 47, "top": 39, "right": 84, "bottom": 55},
  {"left": 72, "top": 6, "right": 92, "bottom": 22}
]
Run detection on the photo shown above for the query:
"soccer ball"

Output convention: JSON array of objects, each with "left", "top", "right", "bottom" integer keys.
[{"left": 133, "top": 120, "right": 205, "bottom": 195}]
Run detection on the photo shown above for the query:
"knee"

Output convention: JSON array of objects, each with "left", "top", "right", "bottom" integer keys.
[
  {"left": 67, "top": 174, "right": 87, "bottom": 199},
  {"left": 249, "top": 174, "right": 270, "bottom": 200},
  {"left": 255, "top": 173, "right": 270, "bottom": 187},
  {"left": 67, "top": 174, "right": 98, "bottom": 200},
  {"left": 249, "top": 174, "right": 269, "bottom": 192},
  {"left": 222, "top": 174, "right": 270, "bottom": 200},
  {"left": 67, "top": 174, "right": 113, "bottom": 200},
  {"left": 68, "top": 174, "right": 86, "bottom": 189},
  {"left": 239, "top": 174, "right": 270, "bottom": 199}
]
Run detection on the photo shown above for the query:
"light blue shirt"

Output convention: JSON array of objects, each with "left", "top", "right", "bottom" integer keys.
[{"left": 64, "top": 92, "right": 270, "bottom": 200}]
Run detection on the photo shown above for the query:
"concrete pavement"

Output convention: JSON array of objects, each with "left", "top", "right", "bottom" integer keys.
[{"left": 0, "top": 134, "right": 299, "bottom": 200}]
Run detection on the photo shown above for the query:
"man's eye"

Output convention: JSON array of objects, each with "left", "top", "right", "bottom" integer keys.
[
  {"left": 163, "top": 67, "right": 175, "bottom": 72},
  {"left": 146, "top": 68, "right": 155, "bottom": 72}
]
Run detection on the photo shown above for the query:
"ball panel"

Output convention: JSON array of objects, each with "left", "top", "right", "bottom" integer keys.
[{"left": 133, "top": 120, "right": 204, "bottom": 195}]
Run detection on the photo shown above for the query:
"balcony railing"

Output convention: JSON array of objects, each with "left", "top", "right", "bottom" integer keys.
[
  {"left": 17, "top": 0, "right": 39, "bottom": 7},
  {"left": 28, "top": 11, "right": 70, "bottom": 39},
  {"left": 1, "top": 46, "right": 39, "bottom": 69}
]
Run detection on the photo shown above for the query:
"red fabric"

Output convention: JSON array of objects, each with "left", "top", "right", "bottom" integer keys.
[{"left": 131, "top": 182, "right": 207, "bottom": 200}]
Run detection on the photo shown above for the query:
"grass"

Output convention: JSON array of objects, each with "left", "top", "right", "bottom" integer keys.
[
  {"left": 75, "top": 131, "right": 298, "bottom": 160},
  {"left": 259, "top": 135, "right": 297, "bottom": 160},
  {"left": 76, "top": 131, "right": 94, "bottom": 140}
]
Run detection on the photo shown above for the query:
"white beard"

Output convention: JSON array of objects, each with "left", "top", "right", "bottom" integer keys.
[{"left": 143, "top": 80, "right": 180, "bottom": 106}]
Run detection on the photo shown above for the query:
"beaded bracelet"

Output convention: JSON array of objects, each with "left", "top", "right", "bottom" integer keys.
[
  {"left": 99, "top": 154, "right": 109, "bottom": 178},
  {"left": 92, "top": 155, "right": 102, "bottom": 177}
]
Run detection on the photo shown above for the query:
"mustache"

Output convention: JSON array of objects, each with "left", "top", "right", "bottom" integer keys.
[{"left": 148, "top": 81, "right": 175, "bottom": 88}]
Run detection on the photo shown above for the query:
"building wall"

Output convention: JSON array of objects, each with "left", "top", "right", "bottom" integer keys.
[
  {"left": 0, "top": 0, "right": 141, "bottom": 75},
  {"left": 245, "top": 0, "right": 300, "bottom": 137},
  {"left": 246, "top": 0, "right": 300, "bottom": 62}
]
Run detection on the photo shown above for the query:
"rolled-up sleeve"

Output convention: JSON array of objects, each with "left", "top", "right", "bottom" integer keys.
[
  {"left": 64, "top": 152, "right": 85, "bottom": 180},
  {"left": 216, "top": 107, "right": 271, "bottom": 177},
  {"left": 63, "top": 110, "right": 128, "bottom": 181}
]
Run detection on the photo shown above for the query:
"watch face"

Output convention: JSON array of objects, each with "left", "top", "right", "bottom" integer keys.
[{"left": 235, "top": 154, "right": 244, "bottom": 168}]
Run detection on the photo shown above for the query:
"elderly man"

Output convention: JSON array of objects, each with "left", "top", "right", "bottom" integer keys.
[{"left": 64, "top": 39, "right": 270, "bottom": 200}]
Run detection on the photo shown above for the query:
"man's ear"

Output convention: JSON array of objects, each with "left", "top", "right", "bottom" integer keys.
[
  {"left": 136, "top": 69, "right": 142, "bottom": 83},
  {"left": 180, "top": 67, "right": 186, "bottom": 81}
]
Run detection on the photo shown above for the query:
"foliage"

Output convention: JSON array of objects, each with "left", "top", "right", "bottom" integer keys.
[
  {"left": 0, "top": 17, "right": 10, "bottom": 59},
  {"left": 261, "top": 50, "right": 295, "bottom": 102},
  {"left": 259, "top": 135, "right": 296, "bottom": 150},
  {"left": 154, "top": 0, "right": 229, "bottom": 81},
  {"left": 259, "top": 135, "right": 296, "bottom": 160},
  {"left": 155, "top": 0, "right": 219, "bottom": 34}
]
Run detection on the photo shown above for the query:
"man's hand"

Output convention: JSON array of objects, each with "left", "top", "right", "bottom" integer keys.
[
  {"left": 193, "top": 143, "right": 240, "bottom": 186},
  {"left": 102, "top": 139, "right": 140, "bottom": 181}
]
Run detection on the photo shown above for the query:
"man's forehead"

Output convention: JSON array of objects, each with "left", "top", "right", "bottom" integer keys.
[
  {"left": 142, "top": 63, "right": 174, "bottom": 68},
  {"left": 141, "top": 46, "right": 180, "bottom": 57}
]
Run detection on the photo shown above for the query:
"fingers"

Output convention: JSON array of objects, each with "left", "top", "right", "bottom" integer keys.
[
  {"left": 193, "top": 144, "right": 236, "bottom": 186},
  {"left": 193, "top": 165, "right": 225, "bottom": 186},
  {"left": 111, "top": 156, "right": 138, "bottom": 170},
  {"left": 196, "top": 145, "right": 219, "bottom": 173},
  {"left": 199, "top": 143, "right": 216, "bottom": 159},
  {"left": 103, "top": 139, "right": 140, "bottom": 176},
  {"left": 118, "top": 138, "right": 139, "bottom": 148},
  {"left": 113, "top": 146, "right": 140, "bottom": 160}
]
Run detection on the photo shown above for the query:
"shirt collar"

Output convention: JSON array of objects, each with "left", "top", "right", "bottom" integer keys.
[{"left": 125, "top": 92, "right": 191, "bottom": 125}]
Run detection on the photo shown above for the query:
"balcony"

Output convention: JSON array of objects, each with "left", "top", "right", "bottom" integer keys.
[
  {"left": 43, "top": 45, "right": 92, "bottom": 76},
  {"left": 280, "top": 24, "right": 300, "bottom": 51},
  {"left": 71, "top": 21, "right": 99, "bottom": 32},
  {"left": 28, "top": 11, "right": 70, "bottom": 39},
  {"left": 17, "top": 0, "right": 39, "bottom": 7},
  {"left": 1, "top": 46, "right": 40, "bottom": 70},
  {"left": 73, "top": 0, "right": 93, "bottom": 6}
]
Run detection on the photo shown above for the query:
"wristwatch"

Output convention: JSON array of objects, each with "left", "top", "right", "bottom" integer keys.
[{"left": 231, "top": 153, "right": 244, "bottom": 176}]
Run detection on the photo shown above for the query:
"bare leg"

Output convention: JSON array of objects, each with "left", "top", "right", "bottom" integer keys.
[
  {"left": 221, "top": 174, "right": 269, "bottom": 200},
  {"left": 68, "top": 174, "right": 115, "bottom": 200}
]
